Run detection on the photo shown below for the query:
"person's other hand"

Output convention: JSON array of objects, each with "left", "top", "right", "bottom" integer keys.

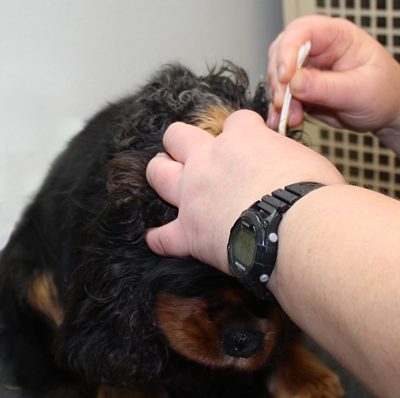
[{"left": 267, "top": 15, "right": 400, "bottom": 155}]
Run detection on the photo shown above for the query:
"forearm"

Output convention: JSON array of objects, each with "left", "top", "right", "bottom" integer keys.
[{"left": 268, "top": 184, "right": 400, "bottom": 398}]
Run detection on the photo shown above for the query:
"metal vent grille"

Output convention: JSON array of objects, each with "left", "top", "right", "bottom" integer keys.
[{"left": 282, "top": 0, "right": 400, "bottom": 197}]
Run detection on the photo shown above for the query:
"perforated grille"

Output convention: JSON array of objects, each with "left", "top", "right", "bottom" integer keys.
[{"left": 282, "top": 0, "right": 400, "bottom": 197}]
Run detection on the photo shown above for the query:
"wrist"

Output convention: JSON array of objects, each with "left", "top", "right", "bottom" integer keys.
[{"left": 267, "top": 182, "right": 347, "bottom": 301}]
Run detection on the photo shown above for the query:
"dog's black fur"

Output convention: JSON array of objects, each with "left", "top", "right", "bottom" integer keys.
[{"left": 0, "top": 63, "right": 343, "bottom": 398}]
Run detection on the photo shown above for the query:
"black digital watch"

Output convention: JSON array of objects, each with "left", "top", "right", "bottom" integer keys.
[{"left": 227, "top": 182, "right": 324, "bottom": 301}]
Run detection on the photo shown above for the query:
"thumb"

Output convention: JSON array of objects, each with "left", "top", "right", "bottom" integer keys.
[
  {"left": 290, "top": 67, "right": 356, "bottom": 111},
  {"left": 145, "top": 220, "right": 189, "bottom": 258}
]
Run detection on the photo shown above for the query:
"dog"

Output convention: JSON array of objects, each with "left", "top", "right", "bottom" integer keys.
[{"left": 0, "top": 63, "right": 344, "bottom": 398}]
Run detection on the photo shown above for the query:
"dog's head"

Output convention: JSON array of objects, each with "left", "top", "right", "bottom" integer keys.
[
  {"left": 46, "top": 64, "right": 284, "bottom": 387},
  {"left": 105, "top": 62, "right": 268, "bottom": 235}
]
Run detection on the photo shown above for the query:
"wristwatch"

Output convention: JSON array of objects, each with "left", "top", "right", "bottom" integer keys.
[{"left": 227, "top": 182, "right": 325, "bottom": 301}]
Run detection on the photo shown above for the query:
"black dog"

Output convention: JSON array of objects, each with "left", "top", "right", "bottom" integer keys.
[{"left": 0, "top": 63, "right": 344, "bottom": 398}]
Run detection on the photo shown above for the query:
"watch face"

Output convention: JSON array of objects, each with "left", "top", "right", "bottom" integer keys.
[{"left": 233, "top": 228, "right": 256, "bottom": 269}]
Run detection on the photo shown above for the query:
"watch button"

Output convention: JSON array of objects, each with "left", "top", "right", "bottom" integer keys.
[
  {"left": 259, "top": 274, "right": 269, "bottom": 283},
  {"left": 268, "top": 232, "right": 278, "bottom": 243}
]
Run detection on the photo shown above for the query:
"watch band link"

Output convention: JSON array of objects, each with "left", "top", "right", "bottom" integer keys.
[{"left": 260, "top": 182, "right": 326, "bottom": 214}]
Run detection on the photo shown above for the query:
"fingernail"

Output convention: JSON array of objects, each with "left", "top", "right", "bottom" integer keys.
[{"left": 278, "top": 63, "right": 286, "bottom": 81}]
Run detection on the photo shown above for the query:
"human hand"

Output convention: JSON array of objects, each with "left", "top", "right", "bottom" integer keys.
[
  {"left": 145, "top": 110, "right": 345, "bottom": 275},
  {"left": 267, "top": 15, "right": 400, "bottom": 154}
]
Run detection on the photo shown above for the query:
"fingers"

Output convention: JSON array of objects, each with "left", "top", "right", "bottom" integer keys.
[
  {"left": 146, "top": 122, "right": 217, "bottom": 258},
  {"left": 290, "top": 67, "right": 356, "bottom": 111},
  {"left": 268, "top": 28, "right": 307, "bottom": 87},
  {"left": 267, "top": 34, "right": 290, "bottom": 112},
  {"left": 147, "top": 123, "right": 214, "bottom": 206},
  {"left": 268, "top": 68, "right": 358, "bottom": 130},
  {"left": 145, "top": 221, "right": 189, "bottom": 257},
  {"left": 267, "top": 15, "right": 370, "bottom": 131},
  {"left": 266, "top": 17, "right": 318, "bottom": 129},
  {"left": 163, "top": 122, "right": 214, "bottom": 164},
  {"left": 267, "top": 15, "right": 355, "bottom": 110},
  {"left": 267, "top": 16, "right": 314, "bottom": 99},
  {"left": 146, "top": 152, "right": 183, "bottom": 207},
  {"left": 267, "top": 98, "right": 304, "bottom": 131},
  {"left": 272, "top": 15, "right": 353, "bottom": 84}
]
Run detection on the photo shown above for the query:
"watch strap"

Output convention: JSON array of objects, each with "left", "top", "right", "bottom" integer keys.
[
  {"left": 263, "top": 182, "right": 325, "bottom": 212},
  {"left": 229, "top": 182, "right": 325, "bottom": 302}
]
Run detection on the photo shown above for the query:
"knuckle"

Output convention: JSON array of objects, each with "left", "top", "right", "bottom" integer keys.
[{"left": 319, "top": 72, "right": 336, "bottom": 105}]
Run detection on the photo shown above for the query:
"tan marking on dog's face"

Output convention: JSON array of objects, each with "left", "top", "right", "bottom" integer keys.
[
  {"left": 155, "top": 287, "right": 282, "bottom": 372},
  {"left": 193, "top": 105, "right": 233, "bottom": 136},
  {"left": 26, "top": 271, "right": 64, "bottom": 327}
]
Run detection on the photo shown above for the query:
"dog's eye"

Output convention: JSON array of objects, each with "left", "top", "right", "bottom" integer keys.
[
  {"left": 207, "top": 298, "right": 223, "bottom": 311},
  {"left": 205, "top": 299, "right": 224, "bottom": 318}
]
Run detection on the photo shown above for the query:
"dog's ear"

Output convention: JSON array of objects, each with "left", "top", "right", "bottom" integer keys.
[
  {"left": 51, "top": 135, "right": 174, "bottom": 386},
  {"left": 54, "top": 254, "right": 167, "bottom": 387}
]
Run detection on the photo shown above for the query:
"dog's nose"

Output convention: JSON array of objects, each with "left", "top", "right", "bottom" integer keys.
[{"left": 222, "top": 327, "right": 265, "bottom": 359}]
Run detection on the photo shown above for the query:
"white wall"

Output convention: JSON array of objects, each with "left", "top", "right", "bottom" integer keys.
[{"left": 0, "top": 0, "right": 283, "bottom": 248}]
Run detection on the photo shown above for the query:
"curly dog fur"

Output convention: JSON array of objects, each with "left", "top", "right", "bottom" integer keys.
[{"left": 0, "top": 63, "right": 344, "bottom": 398}]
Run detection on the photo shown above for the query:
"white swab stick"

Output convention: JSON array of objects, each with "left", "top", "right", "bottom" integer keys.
[{"left": 278, "top": 41, "right": 311, "bottom": 135}]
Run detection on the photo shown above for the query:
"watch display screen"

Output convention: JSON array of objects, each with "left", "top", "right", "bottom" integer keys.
[{"left": 234, "top": 228, "right": 256, "bottom": 268}]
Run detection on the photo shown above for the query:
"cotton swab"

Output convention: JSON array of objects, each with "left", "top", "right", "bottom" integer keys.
[{"left": 278, "top": 41, "right": 311, "bottom": 135}]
